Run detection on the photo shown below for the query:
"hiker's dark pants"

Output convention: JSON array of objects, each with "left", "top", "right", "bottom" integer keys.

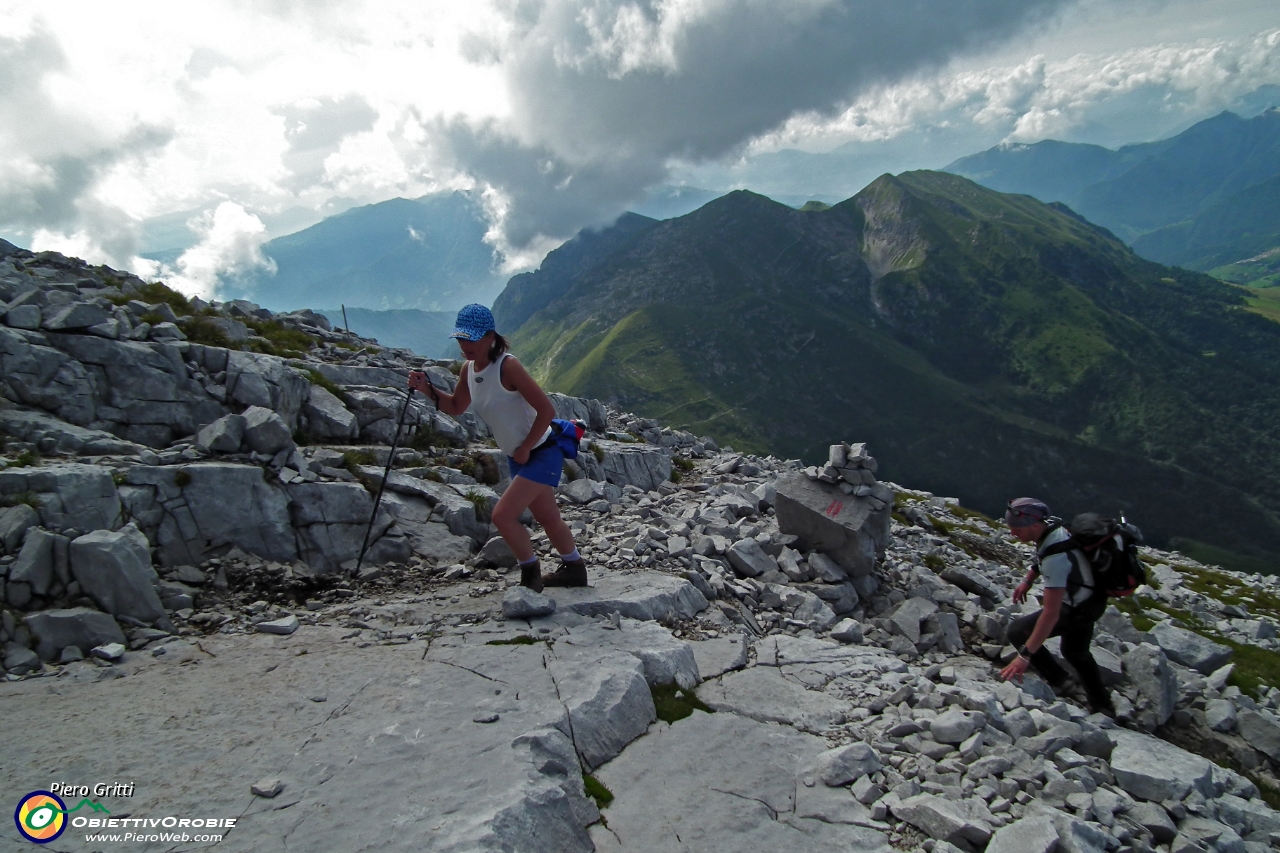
[{"left": 1006, "top": 594, "right": 1109, "bottom": 703}]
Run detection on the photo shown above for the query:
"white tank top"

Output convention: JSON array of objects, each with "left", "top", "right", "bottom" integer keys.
[{"left": 466, "top": 353, "right": 551, "bottom": 456}]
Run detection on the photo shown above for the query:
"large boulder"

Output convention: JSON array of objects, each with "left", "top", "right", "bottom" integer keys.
[
  {"left": 0, "top": 503, "right": 41, "bottom": 554},
  {"left": 726, "top": 538, "right": 778, "bottom": 578},
  {"left": 549, "top": 393, "right": 608, "bottom": 433},
  {"left": 24, "top": 607, "right": 126, "bottom": 661},
  {"left": 69, "top": 525, "right": 166, "bottom": 625},
  {"left": 194, "top": 413, "right": 246, "bottom": 453},
  {"left": 0, "top": 326, "right": 98, "bottom": 426},
  {"left": 985, "top": 816, "right": 1059, "bottom": 853},
  {"left": 224, "top": 351, "right": 309, "bottom": 429},
  {"left": 42, "top": 302, "right": 109, "bottom": 331},
  {"left": 301, "top": 385, "right": 358, "bottom": 441},
  {"left": 9, "top": 527, "right": 64, "bottom": 598},
  {"left": 42, "top": 333, "right": 224, "bottom": 446},
  {"left": 575, "top": 441, "right": 671, "bottom": 492},
  {"left": 1236, "top": 710, "right": 1280, "bottom": 763},
  {"left": 240, "top": 405, "right": 295, "bottom": 455},
  {"left": 774, "top": 472, "right": 891, "bottom": 577},
  {"left": 1149, "top": 621, "right": 1233, "bottom": 675},
  {"left": 1122, "top": 643, "right": 1178, "bottom": 726},
  {"left": 1108, "top": 729, "right": 1215, "bottom": 802}
]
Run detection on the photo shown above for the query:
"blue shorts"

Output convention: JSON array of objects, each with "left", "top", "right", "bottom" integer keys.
[{"left": 507, "top": 443, "right": 563, "bottom": 487}]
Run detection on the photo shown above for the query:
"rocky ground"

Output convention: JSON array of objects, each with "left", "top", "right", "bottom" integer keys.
[{"left": 2, "top": 241, "right": 1280, "bottom": 853}]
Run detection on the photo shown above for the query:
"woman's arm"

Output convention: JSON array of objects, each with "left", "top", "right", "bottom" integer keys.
[
  {"left": 409, "top": 365, "right": 471, "bottom": 417},
  {"left": 501, "top": 357, "right": 556, "bottom": 464}
]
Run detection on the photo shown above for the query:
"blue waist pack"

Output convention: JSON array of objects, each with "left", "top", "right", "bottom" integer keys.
[{"left": 550, "top": 419, "right": 586, "bottom": 459}]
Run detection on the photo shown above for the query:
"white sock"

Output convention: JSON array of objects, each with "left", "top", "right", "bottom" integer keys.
[{"left": 559, "top": 548, "right": 581, "bottom": 563}]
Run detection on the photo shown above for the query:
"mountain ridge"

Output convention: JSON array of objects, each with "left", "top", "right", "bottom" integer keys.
[{"left": 495, "top": 171, "right": 1280, "bottom": 567}]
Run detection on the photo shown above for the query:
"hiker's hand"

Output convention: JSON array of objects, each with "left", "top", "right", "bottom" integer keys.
[
  {"left": 1013, "top": 580, "right": 1031, "bottom": 604},
  {"left": 1000, "top": 654, "right": 1030, "bottom": 683},
  {"left": 408, "top": 371, "right": 429, "bottom": 393},
  {"left": 512, "top": 445, "right": 531, "bottom": 465}
]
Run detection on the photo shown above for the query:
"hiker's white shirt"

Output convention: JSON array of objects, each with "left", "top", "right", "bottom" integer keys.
[
  {"left": 1037, "top": 527, "right": 1096, "bottom": 608},
  {"left": 466, "top": 353, "right": 551, "bottom": 457}
]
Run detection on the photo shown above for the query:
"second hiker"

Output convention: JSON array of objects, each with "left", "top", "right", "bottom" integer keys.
[
  {"left": 408, "top": 304, "right": 587, "bottom": 593},
  {"left": 999, "top": 497, "right": 1116, "bottom": 716}
]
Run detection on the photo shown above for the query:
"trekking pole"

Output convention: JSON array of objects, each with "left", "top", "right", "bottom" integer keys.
[{"left": 354, "top": 384, "right": 416, "bottom": 576}]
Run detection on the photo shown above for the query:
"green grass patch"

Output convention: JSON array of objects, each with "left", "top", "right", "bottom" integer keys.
[
  {"left": 181, "top": 315, "right": 233, "bottom": 348},
  {"left": 563, "top": 461, "right": 580, "bottom": 482},
  {"left": 1171, "top": 563, "right": 1280, "bottom": 620},
  {"left": 342, "top": 449, "right": 377, "bottom": 474},
  {"left": 174, "top": 469, "right": 192, "bottom": 488},
  {"left": 650, "top": 682, "right": 713, "bottom": 723},
  {"left": 242, "top": 317, "right": 314, "bottom": 358},
  {"left": 133, "top": 281, "right": 193, "bottom": 315},
  {"left": 306, "top": 369, "right": 345, "bottom": 399},
  {"left": 464, "top": 488, "right": 491, "bottom": 519},
  {"left": 582, "top": 773, "right": 614, "bottom": 808},
  {"left": 0, "top": 491, "right": 41, "bottom": 509},
  {"left": 671, "top": 457, "right": 695, "bottom": 483},
  {"left": 923, "top": 553, "right": 946, "bottom": 572},
  {"left": 8, "top": 449, "right": 38, "bottom": 468},
  {"left": 591, "top": 443, "right": 605, "bottom": 463},
  {"left": 485, "top": 635, "right": 546, "bottom": 646}
]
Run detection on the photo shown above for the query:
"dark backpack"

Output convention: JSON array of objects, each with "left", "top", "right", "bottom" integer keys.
[{"left": 1041, "top": 513, "right": 1147, "bottom": 598}]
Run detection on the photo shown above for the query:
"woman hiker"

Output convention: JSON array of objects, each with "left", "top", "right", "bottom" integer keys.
[{"left": 408, "top": 303, "right": 587, "bottom": 593}]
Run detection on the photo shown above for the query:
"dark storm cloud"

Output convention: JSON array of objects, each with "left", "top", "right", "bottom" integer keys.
[{"left": 442, "top": 0, "right": 1074, "bottom": 248}]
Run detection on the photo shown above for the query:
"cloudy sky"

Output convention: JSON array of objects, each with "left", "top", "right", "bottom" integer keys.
[{"left": 1, "top": 0, "right": 1277, "bottom": 296}]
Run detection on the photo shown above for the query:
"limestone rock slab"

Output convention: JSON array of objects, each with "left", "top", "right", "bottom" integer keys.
[
  {"left": 696, "top": 665, "right": 848, "bottom": 732},
  {"left": 689, "top": 636, "right": 749, "bottom": 680},
  {"left": 1108, "top": 729, "right": 1214, "bottom": 802},
  {"left": 588, "top": 710, "right": 890, "bottom": 853},
  {"left": 556, "top": 569, "right": 708, "bottom": 623}
]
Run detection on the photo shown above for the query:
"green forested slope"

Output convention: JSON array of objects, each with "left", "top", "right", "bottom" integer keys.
[{"left": 494, "top": 172, "right": 1280, "bottom": 566}]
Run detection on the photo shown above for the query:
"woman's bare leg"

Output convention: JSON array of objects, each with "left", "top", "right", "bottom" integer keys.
[
  {"left": 490, "top": 476, "right": 546, "bottom": 562},
  {"left": 527, "top": 486, "right": 576, "bottom": 555}
]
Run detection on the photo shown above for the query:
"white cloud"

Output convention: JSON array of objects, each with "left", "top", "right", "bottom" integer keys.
[{"left": 151, "top": 202, "right": 277, "bottom": 299}]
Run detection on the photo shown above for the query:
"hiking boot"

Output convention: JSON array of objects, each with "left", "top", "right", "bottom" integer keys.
[
  {"left": 542, "top": 557, "right": 588, "bottom": 588},
  {"left": 520, "top": 560, "right": 543, "bottom": 593},
  {"left": 1087, "top": 692, "right": 1117, "bottom": 718}
]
